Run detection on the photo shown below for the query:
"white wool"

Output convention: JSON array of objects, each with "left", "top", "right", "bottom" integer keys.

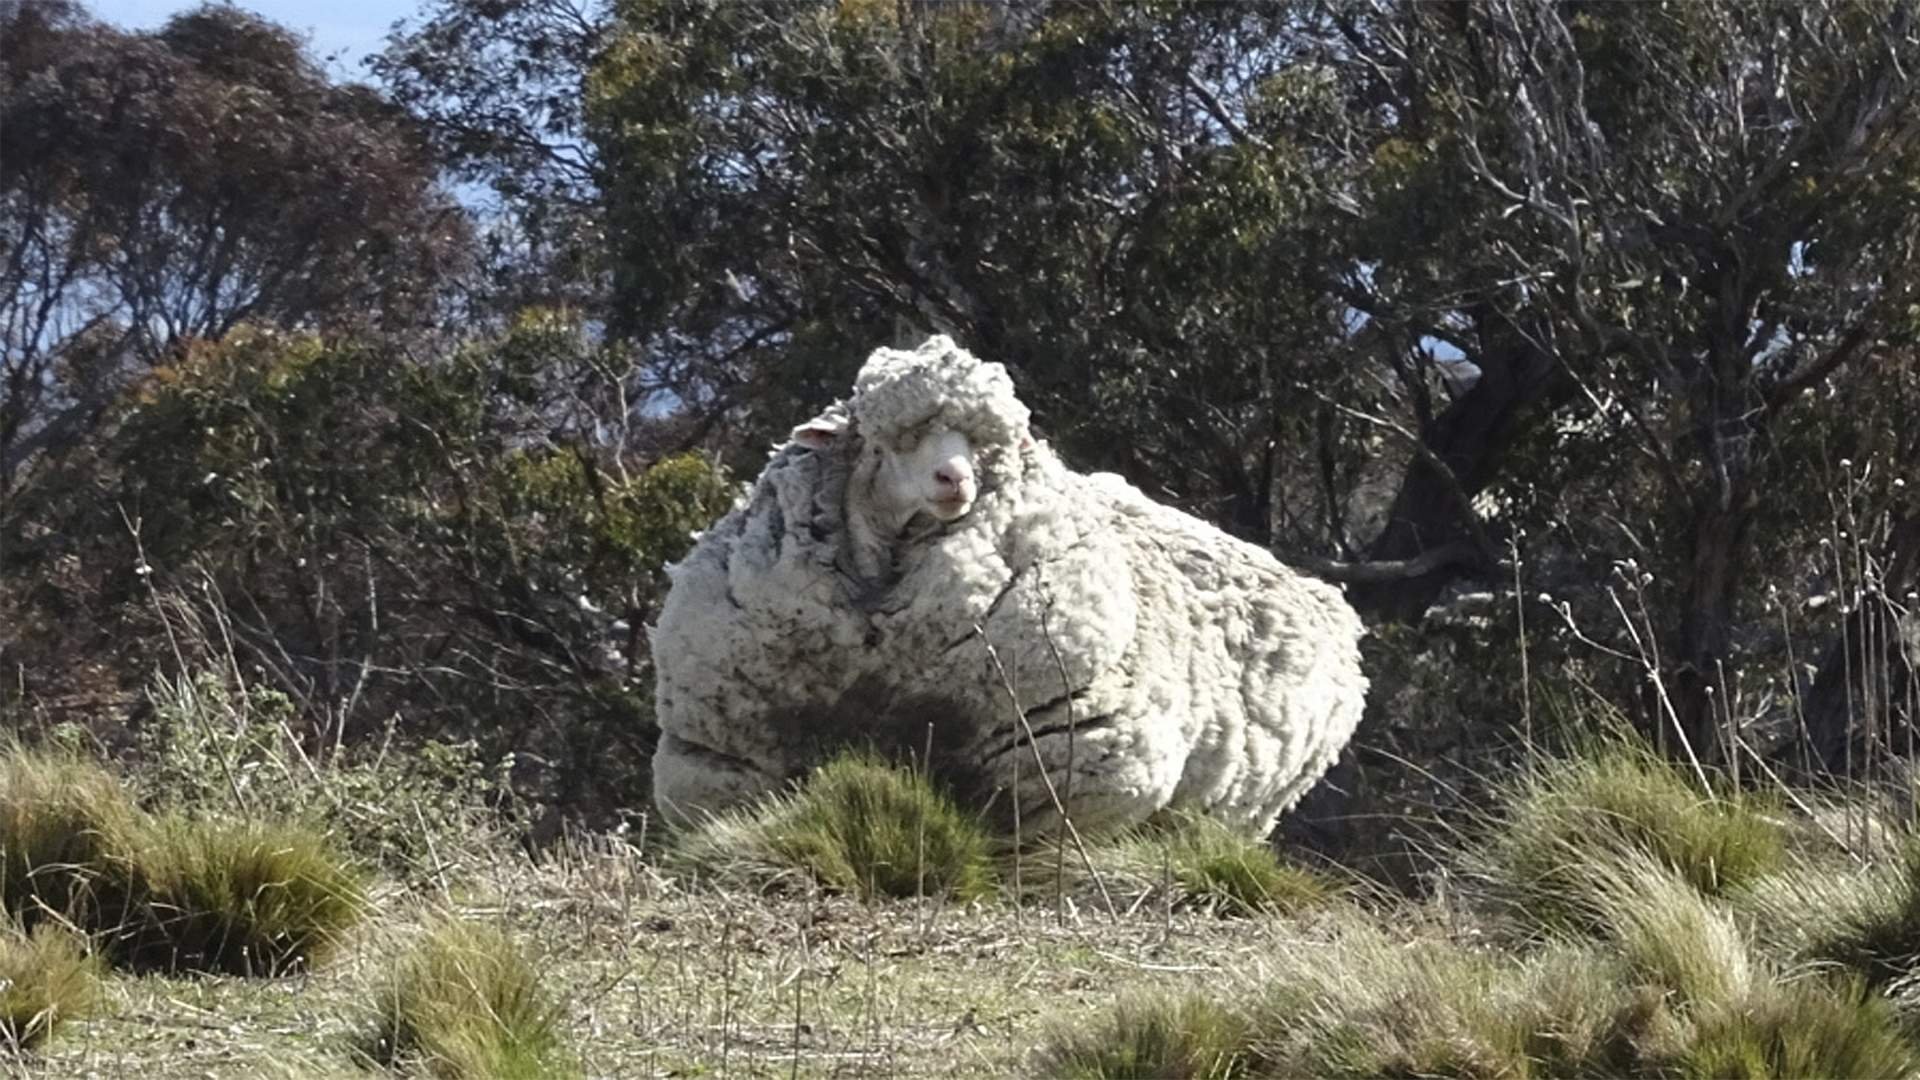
[{"left": 650, "top": 336, "right": 1368, "bottom": 837}]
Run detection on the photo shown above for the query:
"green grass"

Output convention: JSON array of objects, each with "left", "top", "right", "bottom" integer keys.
[
  {"left": 1036, "top": 992, "right": 1252, "bottom": 1079},
  {"left": 1740, "top": 840, "right": 1920, "bottom": 989},
  {"left": 1472, "top": 734, "right": 1787, "bottom": 933},
  {"left": 1665, "top": 976, "right": 1920, "bottom": 1079},
  {"left": 0, "top": 744, "right": 148, "bottom": 931},
  {"left": 671, "top": 753, "right": 998, "bottom": 901},
  {"left": 1037, "top": 811, "right": 1342, "bottom": 917},
  {"left": 0, "top": 741, "right": 366, "bottom": 975},
  {"left": 363, "top": 917, "right": 576, "bottom": 1079},
  {"left": 1573, "top": 849, "right": 1757, "bottom": 1008},
  {"left": 122, "top": 817, "right": 369, "bottom": 975},
  {"left": 0, "top": 921, "right": 102, "bottom": 1052}
]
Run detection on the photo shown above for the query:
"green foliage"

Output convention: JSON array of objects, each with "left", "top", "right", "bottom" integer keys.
[
  {"left": 0, "top": 922, "right": 102, "bottom": 1052},
  {"left": 1473, "top": 736, "right": 1787, "bottom": 933},
  {"left": 0, "top": 740, "right": 365, "bottom": 975},
  {"left": 1037, "top": 993, "right": 1252, "bottom": 1080},
  {"left": 672, "top": 754, "right": 998, "bottom": 901},
  {"left": 1665, "top": 977, "right": 1920, "bottom": 1080},
  {"left": 11, "top": 317, "right": 733, "bottom": 828},
  {"left": 363, "top": 918, "right": 576, "bottom": 1079}
]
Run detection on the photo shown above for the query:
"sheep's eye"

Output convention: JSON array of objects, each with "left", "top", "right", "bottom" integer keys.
[{"left": 894, "top": 434, "right": 919, "bottom": 453}]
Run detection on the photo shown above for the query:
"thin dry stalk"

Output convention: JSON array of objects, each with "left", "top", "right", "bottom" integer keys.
[{"left": 973, "top": 623, "right": 1117, "bottom": 922}]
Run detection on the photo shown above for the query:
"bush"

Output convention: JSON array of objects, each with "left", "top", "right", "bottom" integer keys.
[
  {"left": 141, "top": 670, "right": 513, "bottom": 876},
  {"left": 0, "top": 922, "right": 102, "bottom": 1052},
  {"left": 1472, "top": 735, "right": 1786, "bottom": 933},
  {"left": 671, "top": 753, "right": 998, "bottom": 901},
  {"left": 363, "top": 918, "right": 575, "bottom": 1079},
  {"left": 0, "top": 741, "right": 365, "bottom": 974},
  {"left": 1037, "top": 993, "right": 1252, "bottom": 1079}
]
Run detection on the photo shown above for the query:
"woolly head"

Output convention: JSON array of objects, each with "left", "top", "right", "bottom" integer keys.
[{"left": 791, "top": 336, "right": 1032, "bottom": 526}]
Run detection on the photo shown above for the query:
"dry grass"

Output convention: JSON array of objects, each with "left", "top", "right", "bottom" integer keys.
[{"left": 1039, "top": 811, "right": 1344, "bottom": 918}]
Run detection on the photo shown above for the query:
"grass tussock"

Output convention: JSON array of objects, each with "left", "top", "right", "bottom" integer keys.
[
  {"left": 0, "top": 741, "right": 365, "bottom": 974},
  {"left": 1241, "top": 917, "right": 1649, "bottom": 1078},
  {"left": 1667, "top": 976, "right": 1920, "bottom": 1080},
  {"left": 0, "top": 746, "right": 147, "bottom": 928},
  {"left": 672, "top": 753, "right": 998, "bottom": 901},
  {"left": 1036, "top": 992, "right": 1252, "bottom": 1079},
  {"left": 1037, "top": 812, "right": 1341, "bottom": 917},
  {"left": 0, "top": 922, "right": 102, "bottom": 1052},
  {"left": 364, "top": 918, "right": 575, "bottom": 1079},
  {"left": 1473, "top": 734, "right": 1786, "bottom": 932},
  {"left": 1740, "top": 839, "right": 1920, "bottom": 989},
  {"left": 121, "top": 818, "right": 368, "bottom": 975}
]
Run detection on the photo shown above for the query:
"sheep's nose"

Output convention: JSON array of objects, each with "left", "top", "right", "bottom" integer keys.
[{"left": 934, "top": 462, "right": 973, "bottom": 492}]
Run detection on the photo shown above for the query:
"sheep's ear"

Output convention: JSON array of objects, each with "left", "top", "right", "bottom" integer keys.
[{"left": 790, "top": 418, "right": 846, "bottom": 450}]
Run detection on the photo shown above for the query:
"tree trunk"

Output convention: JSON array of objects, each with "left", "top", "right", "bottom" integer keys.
[
  {"left": 1347, "top": 316, "right": 1561, "bottom": 621},
  {"left": 1798, "top": 513, "right": 1920, "bottom": 774},
  {"left": 1669, "top": 487, "right": 1757, "bottom": 764}
]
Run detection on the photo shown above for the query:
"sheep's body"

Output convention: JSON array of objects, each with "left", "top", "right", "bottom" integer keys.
[{"left": 650, "top": 338, "right": 1366, "bottom": 837}]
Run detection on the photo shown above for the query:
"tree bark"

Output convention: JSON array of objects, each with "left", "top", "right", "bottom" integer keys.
[
  {"left": 1798, "top": 513, "right": 1920, "bottom": 774},
  {"left": 1347, "top": 315, "right": 1562, "bottom": 621},
  {"left": 1669, "top": 486, "right": 1758, "bottom": 763}
]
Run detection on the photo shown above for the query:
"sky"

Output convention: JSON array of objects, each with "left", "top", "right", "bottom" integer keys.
[{"left": 87, "top": 0, "right": 412, "bottom": 81}]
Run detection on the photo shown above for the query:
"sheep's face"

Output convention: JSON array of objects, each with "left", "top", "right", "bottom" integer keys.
[{"left": 870, "top": 424, "right": 979, "bottom": 524}]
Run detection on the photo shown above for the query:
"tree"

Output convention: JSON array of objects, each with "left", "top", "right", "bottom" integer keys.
[
  {"left": 1305, "top": 0, "right": 1920, "bottom": 755},
  {"left": 0, "top": 0, "right": 468, "bottom": 493},
  {"left": 587, "top": 1, "right": 1371, "bottom": 545},
  {"left": 371, "top": 0, "right": 609, "bottom": 319}
]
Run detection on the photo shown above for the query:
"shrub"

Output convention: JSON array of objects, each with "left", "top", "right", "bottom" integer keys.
[
  {"left": 363, "top": 918, "right": 575, "bottom": 1079},
  {"left": 1037, "top": 993, "right": 1252, "bottom": 1079},
  {"left": 1472, "top": 735, "right": 1786, "bottom": 933},
  {"left": 140, "top": 670, "right": 512, "bottom": 876},
  {"left": 671, "top": 753, "right": 998, "bottom": 901},
  {"left": 0, "top": 922, "right": 102, "bottom": 1052}
]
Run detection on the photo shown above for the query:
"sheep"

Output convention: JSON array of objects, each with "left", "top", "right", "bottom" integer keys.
[{"left": 649, "top": 335, "right": 1368, "bottom": 838}]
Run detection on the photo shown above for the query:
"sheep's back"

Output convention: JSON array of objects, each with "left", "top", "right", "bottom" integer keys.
[{"left": 1085, "top": 473, "right": 1368, "bottom": 835}]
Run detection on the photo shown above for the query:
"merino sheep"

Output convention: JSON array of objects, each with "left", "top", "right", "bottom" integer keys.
[{"left": 650, "top": 336, "right": 1367, "bottom": 838}]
